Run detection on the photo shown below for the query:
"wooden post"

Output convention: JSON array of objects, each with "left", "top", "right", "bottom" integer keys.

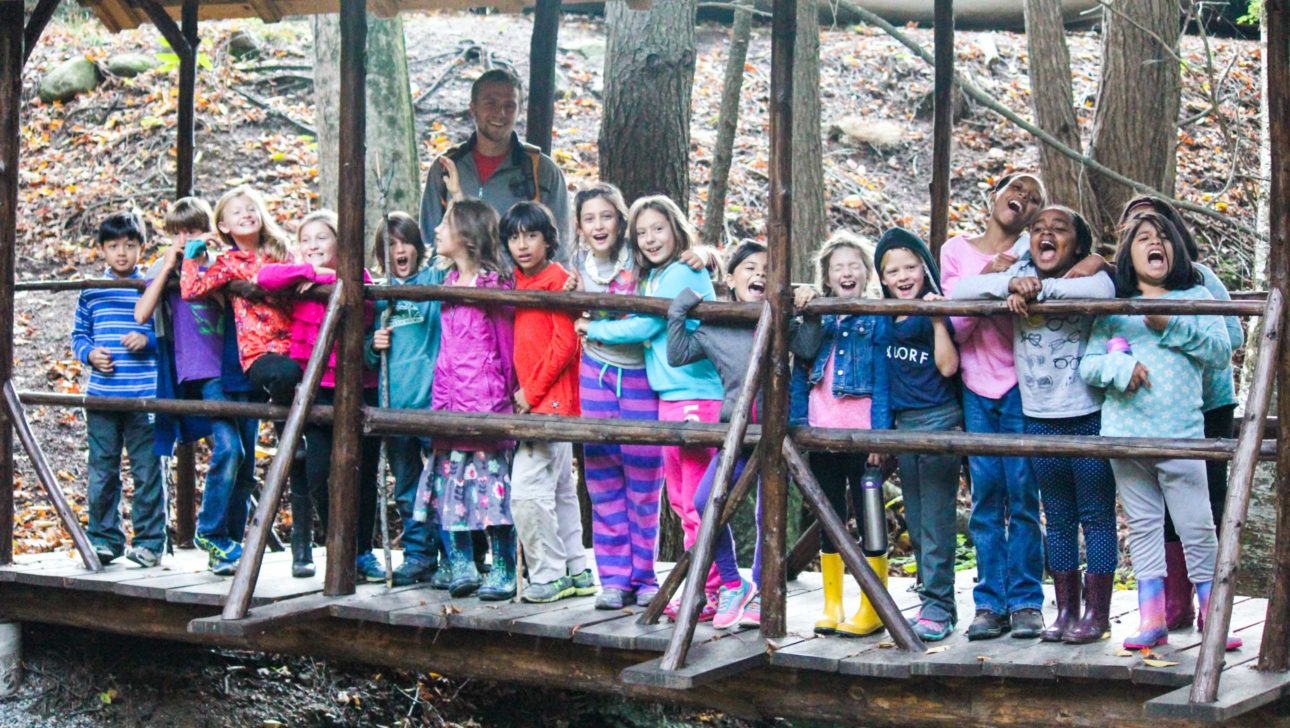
[
  {"left": 759, "top": 0, "right": 795, "bottom": 640},
  {"left": 782, "top": 437, "right": 925, "bottom": 651},
  {"left": 0, "top": 382, "right": 102, "bottom": 571},
  {"left": 659, "top": 304, "right": 772, "bottom": 671},
  {"left": 170, "top": 0, "right": 200, "bottom": 548},
  {"left": 526, "top": 0, "right": 561, "bottom": 155},
  {"left": 223, "top": 284, "right": 345, "bottom": 620},
  {"left": 929, "top": 0, "right": 954, "bottom": 258},
  {"left": 1259, "top": 0, "right": 1290, "bottom": 674},
  {"left": 0, "top": 4, "right": 20, "bottom": 566},
  {"left": 784, "top": 520, "right": 821, "bottom": 580},
  {"left": 325, "top": 0, "right": 367, "bottom": 597},
  {"left": 23, "top": 0, "right": 61, "bottom": 67},
  {"left": 1191, "top": 290, "right": 1283, "bottom": 701}
]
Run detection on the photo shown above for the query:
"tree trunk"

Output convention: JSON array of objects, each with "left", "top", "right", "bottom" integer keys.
[
  {"left": 701, "top": 0, "right": 754, "bottom": 249},
  {"left": 314, "top": 13, "right": 420, "bottom": 253},
  {"left": 1086, "top": 0, "right": 1181, "bottom": 241},
  {"left": 1022, "top": 0, "right": 1102, "bottom": 232},
  {"left": 1241, "top": 12, "right": 1273, "bottom": 396},
  {"left": 791, "top": 0, "right": 826, "bottom": 284},
  {"left": 599, "top": 0, "right": 698, "bottom": 206}
]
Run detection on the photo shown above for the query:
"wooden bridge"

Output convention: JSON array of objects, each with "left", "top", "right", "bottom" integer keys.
[{"left": 5, "top": 0, "right": 1290, "bottom": 725}]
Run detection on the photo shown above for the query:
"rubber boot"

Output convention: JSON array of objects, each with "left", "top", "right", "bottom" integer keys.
[
  {"left": 478, "top": 526, "right": 517, "bottom": 601},
  {"left": 1164, "top": 541, "right": 1195, "bottom": 630},
  {"left": 1195, "top": 580, "right": 1244, "bottom": 651},
  {"left": 1123, "top": 577, "right": 1168, "bottom": 650},
  {"left": 1064, "top": 572, "right": 1113, "bottom": 644},
  {"left": 290, "top": 495, "right": 315, "bottom": 579},
  {"left": 443, "top": 530, "right": 480, "bottom": 598},
  {"left": 814, "top": 553, "right": 845, "bottom": 635},
  {"left": 1040, "top": 570, "right": 1081, "bottom": 642},
  {"left": 837, "top": 554, "right": 889, "bottom": 638}
]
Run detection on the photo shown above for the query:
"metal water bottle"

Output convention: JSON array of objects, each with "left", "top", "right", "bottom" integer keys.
[{"left": 860, "top": 465, "right": 888, "bottom": 553}]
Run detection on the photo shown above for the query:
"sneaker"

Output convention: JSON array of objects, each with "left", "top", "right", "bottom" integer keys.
[
  {"left": 93, "top": 543, "right": 118, "bottom": 565},
  {"left": 569, "top": 568, "right": 597, "bottom": 597},
  {"left": 125, "top": 546, "right": 161, "bottom": 568},
  {"left": 967, "top": 609, "right": 1011, "bottom": 641},
  {"left": 699, "top": 592, "right": 719, "bottom": 623},
  {"left": 713, "top": 579, "right": 757, "bottom": 630},
  {"left": 663, "top": 598, "right": 681, "bottom": 621},
  {"left": 738, "top": 595, "right": 761, "bottom": 627},
  {"left": 911, "top": 616, "right": 954, "bottom": 642},
  {"left": 391, "top": 557, "right": 436, "bottom": 587},
  {"left": 635, "top": 584, "right": 660, "bottom": 607},
  {"left": 211, "top": 557, "right": 240, "bottom": 577},
  {"left": 195, "top": 534, "right": 241, "bottom": 562},
  {"left": 1010, "top": 608, "right": 1045, "bottom": 639},
  {"left": 595, "top": 588, "right": 636, "bottom": 611},
  {"left": 356, "top": 552, "right": 386, "bottom": 583},
  {"left": 522, "top": 576, "right": 576, "bottom": 604}
]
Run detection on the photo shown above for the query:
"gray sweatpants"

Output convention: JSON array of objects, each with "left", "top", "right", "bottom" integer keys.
[
  {"left": 1110, "top": 458, "right": 1217, "bottom": 583},
  {"left": 512, "top": 440, "right": 587, "bottom": 584}
]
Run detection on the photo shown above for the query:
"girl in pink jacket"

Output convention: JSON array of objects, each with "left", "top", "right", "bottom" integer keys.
[
  {"left": 411, "top": 198, "right": 519, "bottom": 602},
  {"left": 256, "top": 210, "right": 383, "bottom": 583}
]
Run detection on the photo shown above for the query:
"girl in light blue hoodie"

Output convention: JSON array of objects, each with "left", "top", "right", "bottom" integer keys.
[{"left": 576, "top": 195, "right": 725, "bottom": 619}]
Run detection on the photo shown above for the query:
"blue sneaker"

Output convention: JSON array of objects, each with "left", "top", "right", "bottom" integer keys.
[
  {"left": 195, "top": 534, "right": 241, "bottom": 571},
  {"left": 211, "top": 557, "right": 240, "bottom": 577},
  {"left": 392, "top": 557, "right": 436, "bottom": 587},
  {"left": 356, "top": 552, "right": 386, "bottom": 583},
  {"left": 569, "top": 568, "right": 597, "bottom": 597}
]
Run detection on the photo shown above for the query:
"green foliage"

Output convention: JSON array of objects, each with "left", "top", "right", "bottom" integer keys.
[
  {"left": 1238, "top": 0, "right": 1264, "bottom": 25},
  {"left": 153, "top": 51, "right": 214, "bottom": 74}
]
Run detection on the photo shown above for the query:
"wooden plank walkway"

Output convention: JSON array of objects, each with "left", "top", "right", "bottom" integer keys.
[{"left": 4, "top": 547, "right": 1289, "bottom": 723}]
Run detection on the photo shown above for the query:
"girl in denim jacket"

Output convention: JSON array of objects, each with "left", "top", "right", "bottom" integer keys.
[{"left": 790, "top": 231, "right": 883, "bottom": 637}]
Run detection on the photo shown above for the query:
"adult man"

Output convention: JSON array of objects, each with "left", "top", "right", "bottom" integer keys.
[{"left": 419, "top": 68, "right": 570, "bottom": 250}]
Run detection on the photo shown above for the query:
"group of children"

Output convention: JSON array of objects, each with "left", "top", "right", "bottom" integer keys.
[{"left": 76, "top": 168, "right": 1244, "bottom": 649}]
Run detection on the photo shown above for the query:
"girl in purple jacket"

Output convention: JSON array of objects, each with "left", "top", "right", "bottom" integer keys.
[{"left": 413, "top": 198, "right": 519, "bottom": 601}]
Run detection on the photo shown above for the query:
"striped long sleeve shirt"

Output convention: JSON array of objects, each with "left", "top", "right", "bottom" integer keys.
[{"left": 71, "top": 269, "right": 158, "bottom": 398}]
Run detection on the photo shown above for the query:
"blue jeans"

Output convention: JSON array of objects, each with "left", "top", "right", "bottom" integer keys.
[
  {"left": 387, "top": 434, "right": 436, "bottom": 564},
  {"left": 194, "top": 378, "right": 259, "bottom": 542},
  {"left": 962, "top": 386, "right": 1044, "bottom": 614},
  {"left": 86, "top": 409, "right": 166, "bottom": 555}
]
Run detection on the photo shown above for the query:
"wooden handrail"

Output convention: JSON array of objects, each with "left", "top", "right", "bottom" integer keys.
[
  {"left": 659, "top": 303, "right": 772, "bottom": 672},
  {"left": 782, "top": 436, "right": 925, "bottom": 651},
  {"left": 1190, "top": 289, "right": 1284, "bottom": 703},
  {"left": 222, "top": 281, "right": 345, "bottom": 620},
  {"left": 0, "top": 380, "right": 102, "bottom": 571}
]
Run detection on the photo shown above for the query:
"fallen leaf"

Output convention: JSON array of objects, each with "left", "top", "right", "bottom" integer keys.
[
  {"left": 976, "top": 655, "right": 989, "bottom": 662},
  {"left": 1115, "top": 649, "right": 1134, "bottom": 657},
  {"left": 925, "top": 646, "right": 950, "bottom": 654},
  {"left": 877, "top": 640, "right": 895, "bottom": 649},
  {"left": 1143, "top": 659, "right": 1180, "bottom": 668}
]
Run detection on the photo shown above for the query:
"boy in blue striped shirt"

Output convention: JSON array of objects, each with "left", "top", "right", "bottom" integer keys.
[{"left": 71, "top": 212, "right": 165, "bottom": 568}]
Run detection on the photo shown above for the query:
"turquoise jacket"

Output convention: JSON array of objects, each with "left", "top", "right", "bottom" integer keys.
[
  {"left": 1079, "top": 286, "right": 1231, "bottom": 440},
  {"left": 585, "top": 260, "right": 723, "bottom": 402},
  {"left": 365, "top": 265, "right": 445, "bottom": 410}
]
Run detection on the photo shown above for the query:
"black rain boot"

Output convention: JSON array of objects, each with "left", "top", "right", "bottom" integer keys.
[{"left": 291, "top": 494, "right": 316, "bottom": 578}]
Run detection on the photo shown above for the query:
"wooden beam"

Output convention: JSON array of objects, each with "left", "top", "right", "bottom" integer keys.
[
  {"left": 247, "top": 0, "right": 285, "bottom": 23},
  {"left": 1260, "top": 0, "right": 1290, "bottom": 674},
  {"left": 658, "top": 304, "right": 771, "bottom": 671},
  {"left": 929, "top": 0, "right": 953, "bottom": 259},
  {"left": 1191, "top": 289, "right": 1283, "bottom": 702},
  {"left": 175, "top": 0, "right": 199, "bottom": 198},
  {"left": 759, "top": 0, "right": 795, "bottom": 640},
  {"left": 223, "top": 284, "right": 346, "bottom": 620},
  {"left": 325, "top": 0, "right": 367, "bottom": 598},
  {"left": 0, "top": 5, "right": 19, "bottom": 567},
  {"left": 782, "top": 437, "right": 924, "bottom": 651},
  {"left": 525, "top": 0, "right": 561, "bottom": 155},
  {"left": 0, "top": 382, "right": 102, "bottom": 571},
  {"left": 22, "top": 0, "right": 61, "bottom": 68}
]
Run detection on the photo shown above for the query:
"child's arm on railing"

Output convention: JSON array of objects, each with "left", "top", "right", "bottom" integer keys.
[
  {"left": 1079, "top": 316, "right": 1147, "bottom": 393},
  {"left": 135, "top": 247, "right": 181, "bottom": 324},
  {"left": 666, "top": 288, "right": 708, "bottom": 368},
  {"left": 1156, "top": 295, "right": 1233, "bottom": 371}
]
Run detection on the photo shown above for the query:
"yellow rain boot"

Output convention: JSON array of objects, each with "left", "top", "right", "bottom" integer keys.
[
  {"left": 836, "top": 554, "right": 889, "bottom": 638},
  {"left": 813, "top": 553, "right": 845, "bottom": 635}
]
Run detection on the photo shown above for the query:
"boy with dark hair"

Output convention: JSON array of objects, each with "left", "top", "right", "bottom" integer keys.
[{"left": 72, "top": 211, "right": 165, "bottom": 567}]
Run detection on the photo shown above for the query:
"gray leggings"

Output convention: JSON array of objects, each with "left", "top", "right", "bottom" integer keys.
[{"left": 1110, "top": 458, "right": 1217, "bottom": 583}]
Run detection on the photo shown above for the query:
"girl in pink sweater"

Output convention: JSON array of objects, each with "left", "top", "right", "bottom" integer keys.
[{"left": 256, "top": 210, "right": 383, "bottom": 583}]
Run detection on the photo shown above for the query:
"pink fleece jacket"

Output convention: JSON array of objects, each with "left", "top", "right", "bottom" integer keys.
[
  {"left": 256, "top": 263, "right": 377, "bottom": 388},
  {"left": 939, "top": 234, "right": 1022, "bottom": 399}
]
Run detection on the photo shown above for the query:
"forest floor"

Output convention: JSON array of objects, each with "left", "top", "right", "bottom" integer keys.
[{"left": 2, "top": 6, "right": 1266, "bottom": 726}]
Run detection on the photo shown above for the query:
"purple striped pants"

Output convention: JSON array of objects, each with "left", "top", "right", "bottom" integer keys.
[{"left": 580, "top": 355, "right": 664, "bottom": 593}]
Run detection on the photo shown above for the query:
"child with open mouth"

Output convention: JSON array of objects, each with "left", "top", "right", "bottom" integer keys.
[
  {"left": 869, "top": 228, "right": 963, "bottom": 642},
  {"left": 1079, "top": 212, "right": 1239, "bottom": 652}
]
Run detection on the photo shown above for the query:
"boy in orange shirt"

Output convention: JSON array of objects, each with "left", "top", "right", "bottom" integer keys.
[{"left": 502, "top": 202, "right": 592, "bottom": 603}]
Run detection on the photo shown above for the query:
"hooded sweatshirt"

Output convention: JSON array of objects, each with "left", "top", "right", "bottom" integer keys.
[
  {"left": 871, "top": 228, "right": 958, "bottom": 430},
  {"left": 514, "top": 262, "right": 581, "bottom": 416},
  {"left": 364, "top": 264, "right": 445, "bottom": 411}
]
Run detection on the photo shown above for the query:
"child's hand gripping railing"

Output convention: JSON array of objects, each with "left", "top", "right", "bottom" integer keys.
[
  {"left": 0, "top": 380, "right": 102, "bottom": 572},
  {"left": 1189, "top": 288, "right": 1284, "bottom": 705},
  {"left": 222, "top": 281, "right": 346, "bottom": 621}
]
